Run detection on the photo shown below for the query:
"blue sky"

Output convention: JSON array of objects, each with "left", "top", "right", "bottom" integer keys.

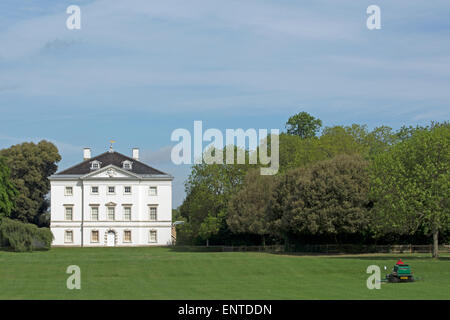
[{"left": 1, "top": 0, "right": 449, "bottom": 207}]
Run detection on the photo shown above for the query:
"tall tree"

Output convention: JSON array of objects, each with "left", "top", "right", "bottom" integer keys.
[
  {"left": 268, "top": 154, "right": 371, "bottom": 243},
  {"left": 278, "top": 125, "right": 367, "bottom": 173},
  {"left": 178, "top": 146, "right": 254, "bottom": 244},
  {"left": 0, "top": 157, "right": 17, "bottom": 218},
  {"left": 319, "top": 126, "right": 365, "bottom": 157},
  {"left": 342, "top": 124, "right": 398, "bottom": 159},
  {"left": 227, "top": 169, "right": 278, "bottom": 245},
  {"left": 370, "top": 123, "right": 450, "bottom": 258},
  {"left": 0, "top": 140, "right": 61, "bottom": 225},
  {"left": 285, "top": 112, "right": 322, "bottom": 139}
]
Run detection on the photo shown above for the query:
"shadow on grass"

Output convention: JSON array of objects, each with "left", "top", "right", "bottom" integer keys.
[
  {"left": 168, "top": 246, "right": 450, "bottom": 261},
  {"left": 270, "top": 251, "right": 450, "bottom": 261},
  {"left": 0, "top": 246, "right": 51, "bottom": 253},
  {"left": 327, "top": 255, "right": 450, "bottom": 261}
]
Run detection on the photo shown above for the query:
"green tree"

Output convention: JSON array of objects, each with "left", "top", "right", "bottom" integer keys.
[
  {"left": 370, "top": 123, "right": 450, "bottom": 258},
  {"left": 343, "top": 124, "right": 398, "bottom": 159},
  {"left": 268, "top": 154, "right": 371, "bottom": 243},
  {"left": 319, "top": 126, "right": 365, "bottom": 157},
  {"left": 364, "top": 126, "right": 398, "bottom": 157},
  {"left": 172, "top": 208, "right": 182, "bottom": 223},
  {"left": 395, "top": 124, "right": 428, "bottom": 143},
  {"left": 0, "top": 157, "right": 17, "bottom": 218},
  {"left": 278, "top": 125, "right": 367, "bottom": 173},
  {"left": 227, "top": 169, "right": 278, "bottom": 245},
  {"left": 178, "top": 146, "right": 254, "bottom": 244},
  {"left": 285, "top": 112, "right": 322, "bottom": 139},
  {"left": 0, "top": 141, "right": 61, "bottom": 225}
]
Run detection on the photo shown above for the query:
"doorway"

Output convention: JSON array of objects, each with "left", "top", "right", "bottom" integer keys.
[{"left": 106, "top": 231, "right": 115, "bottom": 247}]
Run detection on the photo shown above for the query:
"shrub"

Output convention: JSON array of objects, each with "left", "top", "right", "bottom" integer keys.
[
  {"left": 33, "top": 227, "right": 53, "bottom": 250},
  {"left": 0, "top": 218, "right": 53, "bottom": 252}
]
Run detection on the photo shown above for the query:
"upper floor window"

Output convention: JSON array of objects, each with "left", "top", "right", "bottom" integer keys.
[
  {"left": 65, "top": 206, "right": 73, "bottom": 220},
  {"left": 122, "top": 160, "right": 133, "bottom": 170},
  {"left": 149, "top": 186, "right": 157, "bottom": 196},
  {"left": 107, "top": 207, "right": 115, "bottom": 221},
  {"left": 90, "top": 160, "right": 101, "bottom": 170},
  {"left": 124, "top": 186, "right": 132, "bottom": 194},
  {"left": 65, "top": 187, "right": 73, "bottom": 196},
  {"left": 107, "top": 186, "right": 115, "bottom": 194},
  {"left": 91, "top": 186, "right": 99, "bottom": 194},
  {"left": 149, "top": 206, "right": 157, "bottom": 221},
  {"left": 91, "top": 206, "right": 99, "bottom": 221},
  {"left": 123, "top": 207, "right": 131, "bottom": 221}
]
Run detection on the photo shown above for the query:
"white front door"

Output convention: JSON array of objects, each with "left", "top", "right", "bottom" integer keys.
[{"left": 107, "top": 231, "right": 115, "bottom": 247}]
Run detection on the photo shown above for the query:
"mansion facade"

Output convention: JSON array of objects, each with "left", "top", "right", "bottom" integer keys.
[{"left": 49, "top": 147, "right": 173, "bottom": 247}]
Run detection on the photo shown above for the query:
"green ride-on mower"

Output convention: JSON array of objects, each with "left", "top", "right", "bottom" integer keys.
[{"left": 385, "top": 259, "right": 415, "bottom": 283}]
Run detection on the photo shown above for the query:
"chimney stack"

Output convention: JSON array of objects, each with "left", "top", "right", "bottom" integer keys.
[
  {"left": 83, "top": 148, "right": 91, "bottom": 160},
  {"left": 132, "top": 148, "right": 139, "bottom": 160}
]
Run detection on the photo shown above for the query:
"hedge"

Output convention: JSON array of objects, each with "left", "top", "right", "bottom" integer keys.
[{"left": 0, "top": 218, "right": 53, "bottom": 252}]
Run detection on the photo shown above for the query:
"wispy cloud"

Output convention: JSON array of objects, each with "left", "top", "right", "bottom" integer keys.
[{"left": 1, "top": 0, "right": 449, "bottom": 205}]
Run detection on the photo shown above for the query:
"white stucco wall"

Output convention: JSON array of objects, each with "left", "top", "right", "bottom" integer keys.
[{"left": 50, "top": 170, "right": 173, "bottom": 246}]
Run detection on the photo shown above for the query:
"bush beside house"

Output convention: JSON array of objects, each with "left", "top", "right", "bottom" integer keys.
[{"left": 0, "top": 218, "right": 53, "bottom": 252}]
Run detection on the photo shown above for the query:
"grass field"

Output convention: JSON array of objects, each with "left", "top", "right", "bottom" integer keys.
[{"left": 0, "top": 247, "right": 449, "bottom": 299}]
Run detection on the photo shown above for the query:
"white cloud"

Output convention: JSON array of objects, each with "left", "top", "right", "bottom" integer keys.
[{"left": 0, "top": 0, "right": 449, "bottom": 120}]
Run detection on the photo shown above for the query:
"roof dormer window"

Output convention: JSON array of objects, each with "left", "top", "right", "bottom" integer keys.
[
  {"left": 90, "top": 160, "right": 101, "bottom": 170},
  {"left": 122, "top": 160, "right": 133, "bottom": 170}
]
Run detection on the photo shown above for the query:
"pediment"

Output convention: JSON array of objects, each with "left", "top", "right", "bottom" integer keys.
[{"left": 80, "top": 165, "right": 140, "bottom": 180}]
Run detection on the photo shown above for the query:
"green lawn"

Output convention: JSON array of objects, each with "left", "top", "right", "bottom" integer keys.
[{"left": 0, "top": 247, "right": 448, "bottom": 299}]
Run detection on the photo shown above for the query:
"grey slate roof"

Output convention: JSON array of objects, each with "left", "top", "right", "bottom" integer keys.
[{"left": 56, "top": 151, "right": 168, "bottom": 176}]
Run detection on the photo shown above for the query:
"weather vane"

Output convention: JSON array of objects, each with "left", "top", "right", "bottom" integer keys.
[{"left": 109, "top": 140, "right": 116, "bottom": 152}]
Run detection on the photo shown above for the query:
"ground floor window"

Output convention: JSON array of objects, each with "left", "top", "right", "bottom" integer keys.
[
  {"left": 149, "top": 230, "right": 157, "bottom": 243},
  {"left": 65, "top": 230, "right": 73, "bottom": 243},
  {"left": 124, "top": 230, "right": 132, "bottom": 243},
  {"left": 91, "top": 230, "right": 99, "bottom": 243}
]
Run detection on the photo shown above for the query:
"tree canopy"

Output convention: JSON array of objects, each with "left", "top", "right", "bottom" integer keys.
[
  {"left": 227, "top": 168, "right": 278, "bottom": 245},
  {"left": 0, "top": 157, "right": 17, "bottom": 218},
  {"left": 268, "top": 154, "right": 371, "bottom": 242},
  {"left": 178, "top": 146, "right": 254, "bottom": 244},
  {"left": 370, "top": 123, "right": 450, "bottom": 258},
  {"left": 176, "top": 112, "right": 449, "bottom": 255},
  {"left": 285, "top": 111, "right": 322, "bottom": 139},
  {"left": 0, "top": 140, "right": 61, "bottom": 225}
]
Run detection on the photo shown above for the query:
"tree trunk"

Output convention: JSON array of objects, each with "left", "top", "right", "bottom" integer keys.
[
  {"left": 432, "top": 228, "right": 439, "bottom": 259},
  {"left": 206, "top": 239, "right": 209, "bottom": 247},
  {"left": 262, "top": 235, "right": 266, "bottom": 247}
]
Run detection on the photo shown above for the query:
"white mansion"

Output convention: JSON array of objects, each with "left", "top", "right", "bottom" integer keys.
[{"left": 49, "top": 147, "right": 173, "bottom": 247}]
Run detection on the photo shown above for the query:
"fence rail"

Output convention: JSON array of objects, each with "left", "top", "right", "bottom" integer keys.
[{"left": 172, "top": 244, "right": 450, "bottom": 254}]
